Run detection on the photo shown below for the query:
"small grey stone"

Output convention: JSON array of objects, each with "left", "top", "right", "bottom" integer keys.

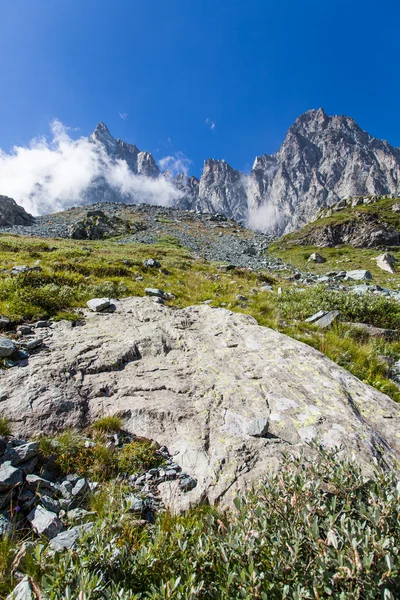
[
  {"left": 18, "top": 457, "right": 38, "bottom": 475},
  {"left": 179, "top": 477, "right": 197, "bottom": 492},
  {"left": 0, "top": 462, "right": 23, "bottom": 492},
  {"left": 25, "top": 338, "right": 43, "bottom": 351},
  {"left": 35, "top": 320, "right": 50, "bottom": 328},
  {"left": 3, "top": 441, "right": 39, "bottom": 466},
  {"left": 71, "top": 478, "right": 89, "bottom": 499},
  {"left": 247, "top": 417, "right": 269, "bottom": 437},
  {"left": 16, "top": 325, "right": 32, "bottom": 335},
  {"left": 0, "top": 317, "right": 10, "bottom": 331},
  {"left": 145, "top": 288, "right": 168, "bottom": 300},
  {"left": 126, "top": 494, "right": 145, "bottom": 513},
  {"left": 49, "top": 522, "right": 93, "bottom": 552},
  {"left": 308, "top": 252, "right": 326, "bottom": 263},
  {"left": 313, "top": 310, "right": 340, "bottom": 328},
  {"left": 25, "top": 474, "right": 56, "bottom": 494},
  {"left": 346, "top": 270, "right": 373, "bottom": 281},
  {"left": 59, "top": 481, "right": 73, "bottom": 498},
  {"left": 11, "top": 265, "right": 30, "bottom": 275},
  {"left": 6, "top": 576, "right": 34, "bottom": 600},
  {"left": 0, "top": 337, "right": 16, "bottom": 358},
  {"left": 67, "top": 508, "right": 95, "bottom": 522},
  {"left": 27, "top": 505, "right": 64, "bottom": 539},
  {"left": 259, "top": 285, "right": 273, "bottom": 292},
  {"left": 165, "top": 469, "right": 177, "bottom": 479},
  {"left": 87, "top": 297, "right": 111, "bottom": 312},
  {"left": 40, "top": 495, "right": 61, "bottom": 514},
  {"left": 305, "top": 310, "right": 327, "bottom": 324},
  {"left": 143, "top": 259, "right": 161, "bottom": 268}
]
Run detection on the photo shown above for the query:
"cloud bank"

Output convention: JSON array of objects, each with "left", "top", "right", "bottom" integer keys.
[
  {"left": 0, "top": 121, "right": 183, "bottom": 216},
  {"left": 158, "top": 151, "right": 192, "bottom": 177}
]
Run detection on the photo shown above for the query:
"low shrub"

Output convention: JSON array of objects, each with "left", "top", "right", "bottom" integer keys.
[
  {"left": 0, "top": 417, "right": 12, "bottom": 437},
  {"left": 92, "top": 415, "right": 123, "bottom": 434}
]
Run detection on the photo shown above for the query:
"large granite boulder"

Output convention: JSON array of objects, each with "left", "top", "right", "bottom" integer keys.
[
  {"left": 0, "top": 196, "right": 33, "bottom": 226},
  {"left": 1, "top": 298, "right": 400, "bottom": 507}
]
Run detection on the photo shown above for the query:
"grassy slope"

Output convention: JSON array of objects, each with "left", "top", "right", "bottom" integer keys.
[{"left": 1, "top": 231, "right": 400, "bottom": 403}]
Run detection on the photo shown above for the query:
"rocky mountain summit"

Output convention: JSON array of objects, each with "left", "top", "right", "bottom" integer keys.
[
  {"left": 79, "top": 110, "right": 400, "bottom": 234},
  {"left": 2, "top": 296, "right": 400, "bottom": 509},
  {"left": 0, "top": 195, "right": 34, "bottom": 227}
]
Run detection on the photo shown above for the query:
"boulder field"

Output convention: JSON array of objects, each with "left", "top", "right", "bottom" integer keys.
[{"left": 2, "top": 297, "right": 400, "bottom": 508}]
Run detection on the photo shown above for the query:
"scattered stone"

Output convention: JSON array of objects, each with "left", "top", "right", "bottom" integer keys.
[
  {"left": 247, "top": 417, "right": 269, "bottom": 437},
  {"left": 71, "top": 478, "right": 90, "bottom": 500},
  {"left": 313, "top": 310, "right": 340, "bottom": 328},
  {"left": 6, "top": 576, "right": 34, "bottom": 600},
  {"left": 25, "top": 474, "right": 56, "bottom": 493},
  {"left": 0, "top": 462, "right": 23, "bottom": 491},
  {"left": 343, "top": 322, "right": 398, "bottom": 340},
  {"left": 35, "top": 320, "right": 50, "bottom": 328},
  {"left": 305, "top": 310, "right": 327, "bottom": 324},
  {"left": 11, "top": 265, "right": 31, "bottom": 275},
  {"left": 308, "top": 252, "right": 326, "bottom": 263},
  {"left": 27, "top": 505, "right": 64, "bottom": 539},
  {"left": 18, "top": 457, "right": 38, "bottom": 476},
  {"left": 87, "top": 298, "right": 111, "bottom": 312},
  {"left": 49, "top": 523, "right": 94, "bottom": 552},
  {"left": 40, "top": 495, "right": 61, "bottom": 514},
  {"left": 25, "top": 338, "right": 43, "bottom": 351},
  {"left": 392, "top": 202, "right": 400, "bottom": 212},
  {"left": 179, "top": 477, "right": 197, "bottom": 492},
  {"left": 126, "top": 494, "right": 145, "bottom": 513},
  {"left": 259, "top": 285, "right": 273, "bottom": 292},
  {"left": 16, "top": 325, "right": 33, "bottom": 336},
  {"left": 67, "top": 508, "right": 95, "bottom": 522},
  {"left": 3, "top": 442, "right": 39, "bottom": 466},
  {"left": 0, "top": 317, "right": 10, "bottom": 331},
  {"left": 376, "top": 253, "right": 396, "bottom": 274},
  {"left": 0, "top": 337, "right": 16, "bottom": 358},
  {"left": 143, "top": 259, "right": 161, "bottom": 268},
  {"left": 346, "top": 270, "right": 373, "bottom": 281},
  {"left": 145, "top": 288, "right": 168, "bottom": 300}
]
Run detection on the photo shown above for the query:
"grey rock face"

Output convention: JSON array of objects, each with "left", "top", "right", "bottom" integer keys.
[
  {"left": 87, "top": 298, "right": 111, "bottom": 312},
  {"left": 346, "top": 270, "right": 373, "bottom": 281},
  {"left": 0, "top": 462, "right": 23, "bottom": 491},
  {"left": 0, "top": 337, "right": 16, "bottom": 358},
  {"left": 376, "top": 252, "right": 396, "bottom": 274},
  {"left": 6, "top": 576, "right": 34, "bottom": 600},
  {"left": 2, "top": 297, "right": 400, "bottom": 508},
  {"left": 0, "top": 196, "right": 33, "bottom": 227},
  {"left": 3, "top": 442, "right": 39, "bottom": 466},
  {"left": 27, "top": 505, "right": 64, "bottom": 539},
  {"left": 49, "top": 523, "right": 93, "bottom": 552}
]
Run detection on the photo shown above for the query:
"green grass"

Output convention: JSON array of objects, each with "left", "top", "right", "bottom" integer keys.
[
  {"left": 91, "top": 415, "right": 123, "bottom": 434},
  {"left": 0, "top": 417, "right": 12, "bottom": 437},
  {"left": 2, "top": 447, "right": 399, "bottom": 599},
  {"left": 269, "top": 242, "right": 400, "bottom": 287}
]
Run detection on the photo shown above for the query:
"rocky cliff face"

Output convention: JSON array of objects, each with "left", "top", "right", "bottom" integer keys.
[
  {"left": 0, "top": 195, "right": 34, "bottom": 226},
  {"left": 252, "top": 109, "right": 400, "bottom": 234},
  {"left": 47, "top": 112, "right": 400, "bottom": 234}
]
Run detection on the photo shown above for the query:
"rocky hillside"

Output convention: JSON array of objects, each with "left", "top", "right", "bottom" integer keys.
[{"left": 276, "top": 194, "right": 400, "bottom": 248}]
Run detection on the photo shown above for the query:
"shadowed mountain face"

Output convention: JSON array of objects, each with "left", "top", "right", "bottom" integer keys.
[{"left": 57, "top": 111, "right": 400, "bottom": 234}]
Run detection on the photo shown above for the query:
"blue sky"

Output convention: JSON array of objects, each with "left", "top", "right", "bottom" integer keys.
[{"left": 1, "top": 0, "right": 399, "bottom": 176}]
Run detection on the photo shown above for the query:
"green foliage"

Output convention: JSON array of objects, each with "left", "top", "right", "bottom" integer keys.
[
  {"left": 0, "top": 417, "right": 12, "bottom": 437},
  {"left": 14, "top": 448, "right": 400, "bottom": 599},
  {"left": 274, "top": 285, "right": 400, "bottom": 329},
  {"left": 38, "top": 430, "right": 163, "bottom": 481},
  {"left": 92, "top": 416, "right": 123, "bottom": 434}
]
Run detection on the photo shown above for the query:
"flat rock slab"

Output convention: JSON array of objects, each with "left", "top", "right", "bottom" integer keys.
[{"left": 2, "top": 297, "right": 400, "bottom": 507}]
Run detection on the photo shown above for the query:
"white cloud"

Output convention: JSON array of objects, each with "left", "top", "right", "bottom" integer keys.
[
  {"left": 119, "top": 112, "right": 128, "bottom": 120},
  {"left": 205, "top": 118, "right": 216, "bottom": 132},
  {"left": 0, "top": 120, "right": 183, "bottom": 215},
  {"left": 158, "top": 151, "right": 192, "bottom": 177}
]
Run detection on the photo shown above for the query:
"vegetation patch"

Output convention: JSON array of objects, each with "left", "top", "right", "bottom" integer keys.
[{"left": 1, "top": 447, "right": 399, "bottom": 599}]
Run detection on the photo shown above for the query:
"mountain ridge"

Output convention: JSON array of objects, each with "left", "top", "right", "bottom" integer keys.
[{"left": 84, "top": 108, "right": 400, "bottom": 234}]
